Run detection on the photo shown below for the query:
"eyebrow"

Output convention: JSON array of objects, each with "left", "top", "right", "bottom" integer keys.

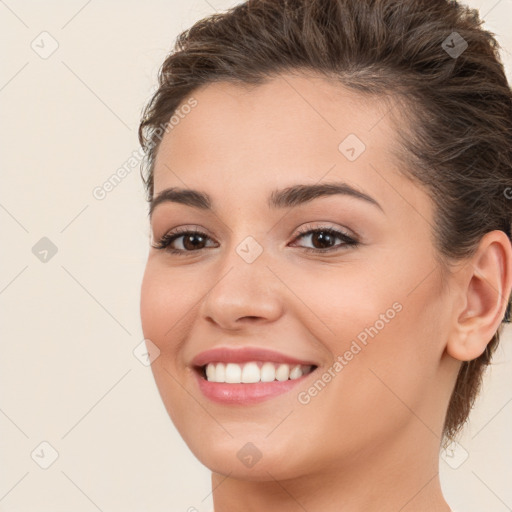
[{"left": 149, "top": 181, "right": 383, "bottom": 218}]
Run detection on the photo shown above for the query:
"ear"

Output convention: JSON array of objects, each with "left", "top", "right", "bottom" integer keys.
[{"left": 446, "top": 230, "right": 512, "bottom": 362}]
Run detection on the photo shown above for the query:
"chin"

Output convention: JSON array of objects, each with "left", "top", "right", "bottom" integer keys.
[{"left": 187, "top": 435, "right": 313, "bottom": 482}]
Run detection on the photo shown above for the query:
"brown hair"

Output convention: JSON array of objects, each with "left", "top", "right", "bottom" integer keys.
[{"left": 138, "top": 0, "right": 512, "bottom": 442}]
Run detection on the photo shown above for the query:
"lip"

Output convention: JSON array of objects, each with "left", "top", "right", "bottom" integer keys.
[
  {"left": 190, "top": 346, "right": 319, "bottom": 405},
  {"left": 193, "top": 366, "right": 317, "bottom": 405},
  {"left": 190, "top": 346, "right": 319, "bottom": 368}
]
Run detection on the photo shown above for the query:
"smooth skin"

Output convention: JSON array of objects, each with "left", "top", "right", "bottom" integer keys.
[{"left": 140, "top": 71, "right": 512, "bottom": 512}]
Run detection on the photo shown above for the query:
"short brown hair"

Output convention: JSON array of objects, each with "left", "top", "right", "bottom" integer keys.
[{"left": 138, "top": 0, "right": 512, "bottom": 442}]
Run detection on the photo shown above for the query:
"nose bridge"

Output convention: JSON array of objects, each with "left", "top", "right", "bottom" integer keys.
[
  {"left": 200, "top": 231, "right": 284, "bottom": 327},
  {"left": 215, "top": 219, "right": 272, "bottom": 280}
]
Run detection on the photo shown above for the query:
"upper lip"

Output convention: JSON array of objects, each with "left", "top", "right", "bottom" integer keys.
[{"left": 191, "top": 347, "right": 319, "bottom": 368}]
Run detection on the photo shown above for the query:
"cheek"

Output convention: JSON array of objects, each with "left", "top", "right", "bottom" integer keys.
[
  {"left": 140, "top": 261, "right": 198, "bottom": 349},
  {"left": 139, "top": 262, "right": 198, "bottom": 428},
  {"left": 291, "top": 256, "right": 447, "bottom": 440},
  {"left": 286, "top": 262, "right": 395, "bottom": 345}
]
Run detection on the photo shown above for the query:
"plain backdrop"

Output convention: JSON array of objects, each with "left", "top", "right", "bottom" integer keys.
[{"left": 1, "top": 1, "right": 511, "bottom": 511}]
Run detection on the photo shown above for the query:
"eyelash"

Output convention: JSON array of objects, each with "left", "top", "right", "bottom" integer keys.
[{"left": 151, "top": 224, "right": 359, "bottom": 255}]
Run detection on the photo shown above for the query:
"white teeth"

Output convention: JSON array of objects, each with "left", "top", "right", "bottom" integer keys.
[
  {"left": 289, "top": 365, "right": 303, "bottom": 380},
  {"left": 260, "top": 362, "right": 276, "bottom": 382},
  {"left": 203, "top": 361, "right": 314, "bottom": 383},
  {"left": 241, "top": 362, "right": 260, "bottom": 383},
  {"left": 275, "top": 363, "right": 290, "bottom": 381},
  {"left": 205, "top": 363, "right": 216, "bottom": 382},
  {"left": 216, "top": 362, "right": 226, "bottom": 383},
  {"left": 225, "top": 363, "right": 242, "bottom": 383}
]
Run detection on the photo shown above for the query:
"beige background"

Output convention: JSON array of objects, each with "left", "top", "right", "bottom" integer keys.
[{"left": 1, "top": 0, "right": 511, "bottom": 511}]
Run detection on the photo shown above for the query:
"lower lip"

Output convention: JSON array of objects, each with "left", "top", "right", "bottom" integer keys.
[{"left": 193, "top": 368, "right": 316, "bottom": 405}]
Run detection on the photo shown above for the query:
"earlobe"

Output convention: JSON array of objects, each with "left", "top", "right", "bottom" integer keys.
[
  {"left": 446, "top": 326, "right": 491, "bottom": 362},
  {"left": 446, "top": 230, "right": 512, "bottom": 362}
]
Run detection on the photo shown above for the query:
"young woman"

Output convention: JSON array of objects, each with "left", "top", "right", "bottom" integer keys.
[{"left": 138, "top": 1, "right": 512, "bottom": 510}]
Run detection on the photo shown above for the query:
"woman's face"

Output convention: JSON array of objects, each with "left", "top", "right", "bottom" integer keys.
[{"left": 140, "top": 72, "right": 459, "bottom": 479}]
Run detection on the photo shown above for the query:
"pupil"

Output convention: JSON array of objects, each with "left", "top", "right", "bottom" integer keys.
[
  {"left": 184, "top": 234, "right": 205, "bottom": 250},
  {"left": 312, "top": 231, "right": 333, "bottom": 249}
]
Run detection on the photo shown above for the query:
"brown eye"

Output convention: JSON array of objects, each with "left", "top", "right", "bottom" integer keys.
[
  {"left": 181, "top": 232, "right": 208, "bottom": 250},
  {"left": 152, "top": 228, "right": 217, "bottom": 254},
  {"left": 309, "top": 230, "right": 337, "bottom": 249},
  {"left": 291, "top": 226, "right": 359, "bottom": 253}
]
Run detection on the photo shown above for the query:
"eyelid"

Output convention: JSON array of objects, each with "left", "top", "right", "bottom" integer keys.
[
  {"left": 293, "top": 222, "right": 357, "bottom": 239},
  {"left": 151, "top": 224, "right": 214, "bottom": 244}
]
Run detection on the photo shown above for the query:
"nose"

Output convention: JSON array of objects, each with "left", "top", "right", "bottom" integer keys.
[{"left": 200, "top": 246, "right": 285, "bottom": 331}]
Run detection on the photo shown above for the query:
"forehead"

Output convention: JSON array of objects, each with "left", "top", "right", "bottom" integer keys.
[
  {"left": 155, "top": 72, "right": 394, "bottom": 170},
  {"left": 152, "top": 72, "right": 428, "bottom": 218}
]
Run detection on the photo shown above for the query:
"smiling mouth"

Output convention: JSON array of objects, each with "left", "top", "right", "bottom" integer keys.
[{"left": 195, "top": 361, "right": 318, "bottom": 384}]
